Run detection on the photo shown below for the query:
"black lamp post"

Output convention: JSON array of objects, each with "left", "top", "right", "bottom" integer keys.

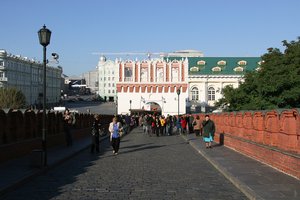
[
  {"left": 177, "top": 88, "right": 181, "bottom": 117},
  {"left": 38, "top": 25, "right": 51, "bottom": 167},
  {"left": 115, "top": 96, "right": 118, "bottom": 116},
  {"left": 129, "top": 100, "right": 132, "bottom": 113}
]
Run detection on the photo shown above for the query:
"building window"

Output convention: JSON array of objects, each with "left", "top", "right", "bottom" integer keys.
[
  {"left": 156, "top": 68, "right": 164, "bottom": 82},
  {"left": 191, "top": 87, "right": 199, "bottom": 101},
  {"left": 112, "top": 83, "right": 115, "bottom": 87},
  {"left": 208, "top": 87, "right": 215, "bottom": 101},
  {"left": 108, "top": 90, "right": 110, "bottom": 93},
  {"left": 108, "top": 83, "right": 111, "bottom": 87},
  {"left": 112, "top": 77, "right": 115, "bottom": 81},
  {"left": 140, "top": 68, "right": 148, "bottom": 82},
  {"left": 108, "top": 77, "right": 110, "bottom": 81},
  {"left": 125, "top": 67, "right": 132, "bottom": 81},
  {"left": 0, "top": 61, "right": 4, "bottom": 66},
  {"left": 112, "top": 90, "right": 115, "bottom": 93}
]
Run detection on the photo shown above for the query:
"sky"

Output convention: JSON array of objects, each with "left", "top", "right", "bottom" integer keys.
[{"left": 1, "top": 0, "right": 300, "bottom": 76}]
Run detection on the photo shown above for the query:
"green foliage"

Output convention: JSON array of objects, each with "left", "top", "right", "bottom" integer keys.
[
  {"left": 0, "top": 87, "right": 26, "bottom": 109},
  {"left": 217, "top": 37, "right": 300, "bottom": 111}
]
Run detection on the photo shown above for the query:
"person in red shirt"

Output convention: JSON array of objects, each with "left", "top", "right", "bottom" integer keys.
[{"left": 180, "top": 116, "right": 187, "bottom": 135}]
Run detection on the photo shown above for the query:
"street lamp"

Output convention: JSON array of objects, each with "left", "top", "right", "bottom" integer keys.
[
  {"left": 129, "top": 100, "right": 132, "bottom": 113},
  {"left": 38, "top": 25, "right": 51, "bottom": 167},
  {"left": 177, "top": 88, "right": 181, "bottom": 117},
  {"left": 115, "top": 96, "right": 118, "bottom": 116}
]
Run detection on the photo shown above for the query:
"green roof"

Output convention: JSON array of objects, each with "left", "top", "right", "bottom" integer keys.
[{"left": 165, "top": 57, "right": 262, "bottom": 75}]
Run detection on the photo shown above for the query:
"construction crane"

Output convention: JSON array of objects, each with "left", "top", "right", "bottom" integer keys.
[{"left": 91, "top": 52, "right": 169, "bottom": 60}]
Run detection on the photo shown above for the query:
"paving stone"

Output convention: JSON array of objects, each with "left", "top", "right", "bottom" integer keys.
[{"left": 2, "top": 128, "right": 247, "bottom": 199}]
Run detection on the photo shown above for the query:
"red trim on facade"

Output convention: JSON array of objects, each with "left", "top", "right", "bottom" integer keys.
[
  {"left": 129, "top": 86, "right": 134, "bottom": 92},
  {"left": 158, "top": 86, "right": 163, "bottom": 93},
  {"left": 181, "top": 63, "right": 185, "bottom": 81},
  {"left": 135, "top": 86, "right": 140, "bottom": 93},
  {"left": 119, "top": 64, "right": 122, "bottom": 82}
]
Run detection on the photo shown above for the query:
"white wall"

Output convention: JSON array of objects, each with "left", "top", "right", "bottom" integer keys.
[{"left": 117, "top": 90, "right": 188, "bottom": 116}]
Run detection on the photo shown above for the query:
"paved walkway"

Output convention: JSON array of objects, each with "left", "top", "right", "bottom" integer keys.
[
  {"left": 1, "top": 128, "right": 246, "bottom": 200},
  {"left": 183, "top": 133, "right": 300, "bottom": 200},
  {"left": 0, "top": 127, "right": 299, "bottom": 199},
  {"left": 0, "top": 135, "right": 108, "bottom": 196}
]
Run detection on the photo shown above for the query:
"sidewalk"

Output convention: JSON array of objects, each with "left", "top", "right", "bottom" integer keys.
[
  {"left": 183, "top": 133, "right": 300, "bottom": 200},
  {"left": 0, "top": 135, "right": 109, "bottom": 197}
]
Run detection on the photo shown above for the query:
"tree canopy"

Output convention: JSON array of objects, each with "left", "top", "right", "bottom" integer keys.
[
  {"left": 0, "top": 87, "right": 26, "bottom": 109},
  {"left": 216, "top": 37, "right": 300, "bottom": 111}
]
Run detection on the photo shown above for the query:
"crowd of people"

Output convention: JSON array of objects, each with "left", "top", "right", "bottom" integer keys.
[{"left": 88, "top": 112, "right": 216, "bottom": 155}]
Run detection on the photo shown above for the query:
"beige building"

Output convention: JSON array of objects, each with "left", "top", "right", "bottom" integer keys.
[{"left": 0, "top": 50, "right": 62, "bottom": 107}]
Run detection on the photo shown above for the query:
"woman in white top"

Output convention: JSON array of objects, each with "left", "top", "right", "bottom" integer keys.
[{"left": 109, "top": 117, "right": 122, "bottom": 155}]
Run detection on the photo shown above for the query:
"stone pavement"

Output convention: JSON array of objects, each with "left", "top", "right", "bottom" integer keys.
[
  {"left": 183, "top": 133, "right": 300, "bottom": 200},
  {"left": 0, "top": 127, "right": 299, "bottom": 199},
  {"left": 1, "top": 127, "right": 247, "bottom": 200},
  {"left": 0, "top": 134, "right": 109, "bottom": 197}
]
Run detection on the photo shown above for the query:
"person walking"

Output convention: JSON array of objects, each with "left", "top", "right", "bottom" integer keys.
[
  {"left": 109, "top": 117, "right": 122, "bottom": 155},
  {"left": 188, "top": 114, "right": 194, "bottom": 134},
  {"left": 193, "top": 115, "right": 202, "bottom": 137},
  {"left": 90, "top": 114, "right": 101, "bottom": 154},
  {"left": 202, "top": 115, "right": 215, "bottom": 148},
  {"left": 63, "top": 109, "right": 73, "bottom": 147},
  {"left": 180, "top": 116, "right": 187, "bottom": 135}
]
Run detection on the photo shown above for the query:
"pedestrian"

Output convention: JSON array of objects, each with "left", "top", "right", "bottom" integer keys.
[
  {"left": 188, "top": 114, "right": 194, "bottom": 134},
  {"left": 155, "top": 116, "right": 161, "bottom": 137},
  {"left": 109, "top": 117, "right": 122, "bottom": 155},
  {"left": 193, "top": 115, "right": 202, "bottom": 136},
  {"left": 159, "top": 115, "right": 166, "bottom": 136},
  {"left": 181, "top": 116, "right": 187, "bottom": 135},
  {"left": 63, "top": 109, "right": 73, "bottom": 147},
  {"left": 176, "top": 116, "right": 182, "bottom": 135},
  {"left": 90, "top": 114, "right": 101, "bottom": 153},
  {"left": 202, "top": 115, "right": 215, "bottom": 148}
]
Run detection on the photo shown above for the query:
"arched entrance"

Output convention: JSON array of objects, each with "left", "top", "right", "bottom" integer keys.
[{"left": 143, "top": 102, "right": 162, "bottom": 114}]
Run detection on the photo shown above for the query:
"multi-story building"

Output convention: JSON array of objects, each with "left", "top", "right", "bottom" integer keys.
[
  {"left": 95, "top": 51, "right": 261, "bottom": 114},
  {"left": 82, "top": 69, "right": 98, "bottom": 94},
  {"left": 166, "top": 56, "right": 262, "bottom": 112},
  {"left": 116, "top": 58, "right": 189, "bottom": 115},
  {"left": 97, "top": 56, "right": 118, "bottom": 101},
  {"left": 0, "top": 50, "right": 62, "bottom": 108}
]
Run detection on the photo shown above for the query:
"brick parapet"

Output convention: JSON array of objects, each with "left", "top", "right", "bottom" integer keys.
[
  {"left": 0, "top": 109, "right": 113, "bottom": 162},
  {"left": 194, "top": 109, "right": 300, "bottom": 179}
]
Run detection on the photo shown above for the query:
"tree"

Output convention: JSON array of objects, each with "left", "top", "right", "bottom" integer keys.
[
  {"left": 0, "top": 87, "right": 26, "bottom": 109},
  {"left": 217, "top": 37, "right": 300, "bottom": 111}
]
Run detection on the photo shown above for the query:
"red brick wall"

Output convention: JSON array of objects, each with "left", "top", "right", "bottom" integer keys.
[
  {"left": 195, "top": 109, "right": 300, "bottom": 179},
  {"left": 0, "top": 110, "right": 113, "bottom": 163}
]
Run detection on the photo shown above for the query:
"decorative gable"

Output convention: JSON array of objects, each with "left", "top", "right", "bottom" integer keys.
[
  {"left": 217, "top": 60, "right": 226, "bottom": 66},
  {"left": 238, "top": 60, "right": 247, "bottom": 66},
  {"left": 197, "top": 60, "right": 206, "bottom": 65},
  {"left": 233, "top": 66, "right": 244, "bottom": 72},
  {"left": 212, "top": 66, "right": 222, "bottom": 72},
  {"left": 190, "top": 66, "right": 199, "bottom": 72}
]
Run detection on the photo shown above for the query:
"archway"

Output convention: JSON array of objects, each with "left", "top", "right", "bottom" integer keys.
[{"left": 143, "top": 102, "right": 162, "bottom": 114}]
